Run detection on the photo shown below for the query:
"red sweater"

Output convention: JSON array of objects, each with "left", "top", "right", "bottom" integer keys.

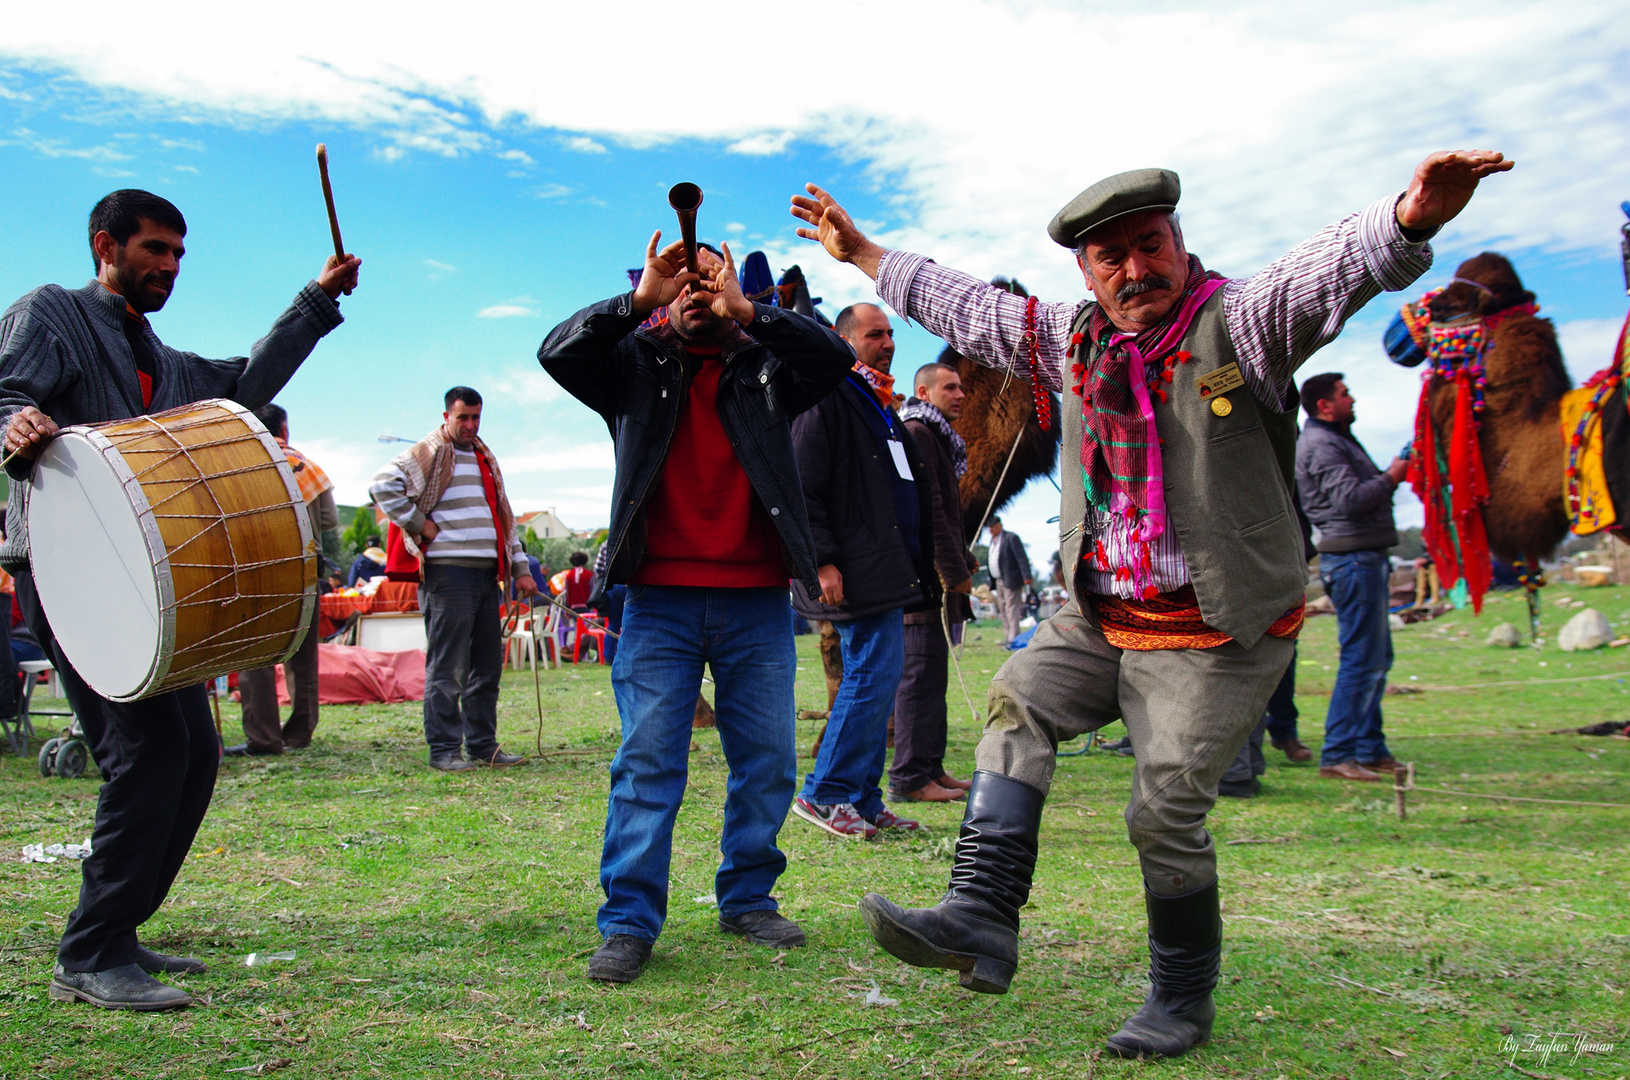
[{"left": 630, "top": 345, "right": 785, "bottom": 588}]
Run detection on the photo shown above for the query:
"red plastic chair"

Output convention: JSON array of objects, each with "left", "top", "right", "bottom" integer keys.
[{"left": 573, "top": 615, "right": 608, "bottom": 665}]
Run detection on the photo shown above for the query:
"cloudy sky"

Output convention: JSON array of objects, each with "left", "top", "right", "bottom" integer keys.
[{"left": 3, "top": 2, "right": 1627, "bottom": 568}]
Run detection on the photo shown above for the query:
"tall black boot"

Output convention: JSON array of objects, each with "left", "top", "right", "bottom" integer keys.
[
  {"left": 858, "top": 770, "right": 1043, "bottom": 994},
  {"left": 1106, "top": 880, "right": 1222, "bottom": 1058}
]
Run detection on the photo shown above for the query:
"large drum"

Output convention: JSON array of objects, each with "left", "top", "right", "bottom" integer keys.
[{"left": 26, "top": 400, "right": 317, "bottom": 702}]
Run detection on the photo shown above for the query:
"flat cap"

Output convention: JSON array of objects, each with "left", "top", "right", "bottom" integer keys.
[{"left": 1047, "top": 168, "right": 1181, "bottom": 249}]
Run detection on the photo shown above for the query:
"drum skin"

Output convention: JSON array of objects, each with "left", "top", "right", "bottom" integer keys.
[{"left": 26, "top": 400, "right": 316, "bottom": 701}]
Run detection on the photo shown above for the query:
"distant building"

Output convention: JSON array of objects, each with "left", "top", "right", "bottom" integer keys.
[{"left": 516, "top": 508, "right": 573, "bottom": 539}]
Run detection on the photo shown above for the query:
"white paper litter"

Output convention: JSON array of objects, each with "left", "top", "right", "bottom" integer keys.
[
  {"left": 20, "top": 839, "right": 92, "bottom": 863},
  {"left": 691, "top": 893, "right": 717, "bottom": 906},
  {"left": 864, "top": 984, "right": 899, "bottom": 1007},
  {"left": 244, "top": 950, "right": 297, "bottom": 967}
]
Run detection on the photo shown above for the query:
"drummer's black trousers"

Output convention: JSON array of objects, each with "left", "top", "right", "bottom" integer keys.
[{"left": 16, "top": 570, "right": 218, "bottom": 973}]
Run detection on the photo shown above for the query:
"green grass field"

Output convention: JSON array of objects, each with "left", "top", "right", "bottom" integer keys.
[{"left": 2, "top": 584, "right": 1627, "bottom": 1079}]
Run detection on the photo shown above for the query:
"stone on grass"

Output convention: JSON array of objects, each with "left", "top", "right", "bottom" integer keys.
[
  {"left": 1558, "top": 608, "right": 1613, "bottom": 652},
  {"left": 1485, "top": 622, "right": 1523, "bottom": 648},
  {"left": 1388, "top": 613, "right": 1407, "bottom": 631}
]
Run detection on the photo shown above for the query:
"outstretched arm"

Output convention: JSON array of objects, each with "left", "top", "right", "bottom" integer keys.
[
  {"left": 1395, "top": 150, "right": 1513, "bottom": 233},
  {"left": 791, "top": 183, "right": 1077, "bottom": 386}
]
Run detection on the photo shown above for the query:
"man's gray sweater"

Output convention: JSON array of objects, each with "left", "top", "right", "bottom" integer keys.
[
  {"left": 0, "top": 280, "right": 343, "bottom": 570},
  {"left": 1295, "top": 417, "right": 1399, "bottom": 554}
]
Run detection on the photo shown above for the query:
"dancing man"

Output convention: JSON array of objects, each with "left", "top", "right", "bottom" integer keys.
[
  {"left": 538, "top": 235, "right": 851, "bottom": 983},
  {"left": 791, "top": 150, "right": 1510, "bottom": 1057},
  {"left": 0, "top": 188, "right": 359, "bottom": 1010}
]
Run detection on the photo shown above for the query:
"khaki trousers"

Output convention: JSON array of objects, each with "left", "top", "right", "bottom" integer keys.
[
  {"left": 238, "top": 625, "right": 320, "bottom": 753},
  {"left": 976, "top": 599, "right": 1292, "bottom": 895},
  {"left": 993, "top": 583, "right": 1025, "bottom": 643}
]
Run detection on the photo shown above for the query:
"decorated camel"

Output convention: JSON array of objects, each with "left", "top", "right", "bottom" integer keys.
[{"left": 1392, "top": 249, "right": 1630, "bottom": 637}]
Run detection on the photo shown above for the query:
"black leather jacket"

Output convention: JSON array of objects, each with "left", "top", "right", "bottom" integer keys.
[{"left": 537, "top": 293, "right": 852, "bottom": 599}]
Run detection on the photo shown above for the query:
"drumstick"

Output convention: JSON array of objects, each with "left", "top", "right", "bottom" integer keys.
[{"left": 316, "top": 144, "right": 352, "bottom": 296}]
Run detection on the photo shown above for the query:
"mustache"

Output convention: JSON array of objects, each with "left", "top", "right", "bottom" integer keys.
[{"left": 1116, "top": 275, "right": 1173, "bottom": 303}]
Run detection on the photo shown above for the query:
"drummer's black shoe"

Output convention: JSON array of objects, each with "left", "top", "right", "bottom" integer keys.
[
  {"left": 134, "top": 945, "right": 206, "bottom": 975},
  {"left": 429, "top": 755, "right": 475, "bottom": 772},
  {"left": 222, "top": 743, "right": 279, "bottom": 757},
  {"left": 49, "top": 963, "right": 192, "bottom": 1011},
  {"left": 472, "top": 748, "right": 526, "bottom": 767}
]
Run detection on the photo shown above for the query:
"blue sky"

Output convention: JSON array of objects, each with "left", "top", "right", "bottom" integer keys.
[{"left": 3, "top": 2, "right": 1628, "bottom": 565}]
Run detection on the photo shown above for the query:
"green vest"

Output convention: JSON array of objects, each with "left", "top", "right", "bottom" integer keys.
[{"left": 1060, "top": 291, "right": 1304, "bottom": 647}]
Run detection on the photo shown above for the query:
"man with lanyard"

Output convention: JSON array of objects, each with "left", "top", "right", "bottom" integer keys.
[
  {"left": 790, "top": 302, "right": 939, "bottom": 838},
  {"left": 538, "top": 236, "right": 851, "bottom": 984},
  {"left": 791, "top": 150, "right": 1511, "bottom": 1057},
  {"left": 0, "top": 188, "right": 359, "bottom": 1010},
  {"left": 226, "top": 402, "right": 340, "bottom": 758},
  {"left": 370, "top": 387, "right": 538, "bottom": 771}
]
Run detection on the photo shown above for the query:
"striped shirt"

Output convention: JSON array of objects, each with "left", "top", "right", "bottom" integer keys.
[
  {"left": 875, "top": 193, "right": 1433, "bottom": 599},
  {"left": 372, "top": 447, "right": 524, "bottom": 569}
]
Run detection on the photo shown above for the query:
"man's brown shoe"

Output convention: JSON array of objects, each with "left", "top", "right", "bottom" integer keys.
[
  {"left": 937, "top": 773, "right": 971, "bottom": 791},
  {"left": 1318, "top": 761, "right": 1381, "bottom": 782},
  {"left": 1359, "top": 756, "right": 1399, "bottom": 773},
  {"left": 1270, "top": 737, "right": 1313, "bottom": 763},
  {"left": 889, "top": 781, "right": 966, "bottom": 803}
]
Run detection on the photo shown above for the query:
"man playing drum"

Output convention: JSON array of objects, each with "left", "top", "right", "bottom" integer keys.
[
  {"left": 0, "top": 189, "right": 360, "bottom": 1011},
  {"left": 790, "top": 150, "right": 1510, "bottom": 1057}
]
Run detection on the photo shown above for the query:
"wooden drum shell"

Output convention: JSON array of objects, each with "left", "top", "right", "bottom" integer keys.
[{"left": 27, "top": 400, "right": 316, "bottom": 702}]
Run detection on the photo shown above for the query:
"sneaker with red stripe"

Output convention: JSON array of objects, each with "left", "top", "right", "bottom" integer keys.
[
  {"left": 867, "top": 807, "right": 922, "bottom": 833},
  {"left": 792, "top": 796, "right": 875, "bottom": 839}
]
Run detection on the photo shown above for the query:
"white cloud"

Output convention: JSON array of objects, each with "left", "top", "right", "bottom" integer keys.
[
  {"left": 727, "top": 131, "right": 793, "bottom": 156},
  {"left": 503, "top": 441, "right": 615, "bottom": 474},
  {"left": 478, "top": 302, "right": 538, "bottom": 319},
  {"left": 557, "top": 135, "right": 607, "bottom": 154},
  {"left": 497, "top": 147, "right": 533, "bottom": 164},
  {"left": 424, "top": 258, "right": 456, "bottom": 273},
  {"left": 1557, "top": 318, "right": 1624, "bottom": 384},
  {"left": 725, "top": 222, "right": 746, "bottom": 233},
  {"left": 3, "top": 1, "right": 1625, "bottom": 344}
]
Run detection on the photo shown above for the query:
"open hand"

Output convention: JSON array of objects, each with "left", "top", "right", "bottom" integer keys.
[
  {"left": 633, "top": 232, "right": 699, "bottom": 318},
  {"left": 318, "top": 254, "right": 361, "bottom": 299},
  {"left": 791, "top": 184, "right": 885, "bottom": 279},
  {"left": 1396, "top": 151, "right": 1513, "bottom": 233},
  {"left": 697, "top": 243, "right": 755, "bottom": 324},
  {"left": 3, "top": 406, "right": 58, "bottom": 462}
]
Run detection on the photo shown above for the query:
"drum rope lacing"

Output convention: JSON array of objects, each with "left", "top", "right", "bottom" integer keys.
[{"left": 113, "top": 414, "right": 317, "bottom": 677}]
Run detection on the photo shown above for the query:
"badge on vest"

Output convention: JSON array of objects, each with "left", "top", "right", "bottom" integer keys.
[{"left": 1194, "top": 362, "right": 1244, "bottom": 399}]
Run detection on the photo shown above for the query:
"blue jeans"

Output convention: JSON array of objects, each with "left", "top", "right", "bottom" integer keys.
[
  {"left": 599, "top": 585, "right": 796, "bottom": 944},
  {"left": 1264, "top": 644, "right": 1299, "bottom": 743},
  {"left": 1319, "top": 550, "right": 1394, "bottom": 766},
  {"left": 799, "top": 608, "right": 904, "bottom": 819}
]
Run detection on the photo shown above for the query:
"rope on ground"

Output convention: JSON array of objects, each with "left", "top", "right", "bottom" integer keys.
[
  {"left": 943, "top": 601, "right": 983, "bottom": 725},
  {"left": 1407, "top": 668, "right": 1630, "bottom": 692},
  {"left": 1391, "top": 762, "right": 1628, "bottom": 818}
]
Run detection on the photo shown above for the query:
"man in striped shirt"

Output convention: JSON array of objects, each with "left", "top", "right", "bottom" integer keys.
[
  {"left": 791, "top": 150, "right": 1511, "bottom": 1058},
  {"left": 371, "top": 387, "right": 537, "bottom": 771}
]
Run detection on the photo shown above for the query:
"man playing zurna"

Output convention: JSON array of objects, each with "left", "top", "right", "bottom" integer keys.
[{"left": 791, "top": 150, "right": 1511, "bottom": 1057}]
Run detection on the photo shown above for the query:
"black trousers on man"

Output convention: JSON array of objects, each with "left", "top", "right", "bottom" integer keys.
[
  {"left": 237, "top": 624, "right": 320, "bottom": 753},
  {"left": 16, "top": 570, "right": 218, "bottom": 972},
  {"left": 889, "top": 620, "right": 950, "bottom": 795},
  {"left": 420, "top": 561, "right": 504, "bottom": 762}
]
